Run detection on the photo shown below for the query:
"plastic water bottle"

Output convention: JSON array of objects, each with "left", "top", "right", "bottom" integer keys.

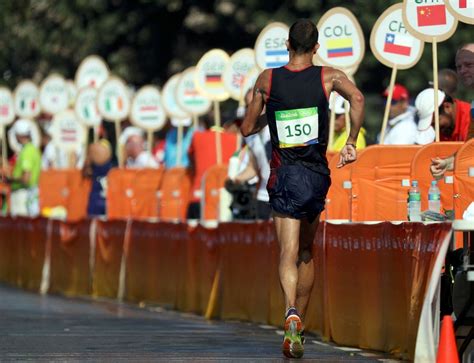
[
  {"left": 408, "top": 180, "right": 421, "bottom": 221},
  {"left": 428, "top": 180, "right": 441, "bottom": 213}
]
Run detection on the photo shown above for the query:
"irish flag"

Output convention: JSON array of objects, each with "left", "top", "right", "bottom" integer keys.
[
  {"left": 417, "top": 4, "right": 446, "bottom": 27},
  {"left": 327, "top": 38, "right": 353, "bottom": 58}
]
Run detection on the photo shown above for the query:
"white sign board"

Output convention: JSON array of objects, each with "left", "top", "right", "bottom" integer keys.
[
  {"left": 39, "top": 74, "right": 69, "bottom": 115},
  {"left": 254, "top": 23, "right": 289, "bottom": 70},
  {"left": 446, "top": 0, "right": 474, "bottom": 24},
  {"left": 14, "top": 80, "right": 41, "bottom": 119},
  {"left": 223, "top": 48, "right": 256, "bottom": 100},
  {"left": 0, "top": 87, "right": 15, "bottom": 126},
  {"left": 370, "top": 3, "right": 425, "bottom": 69},
  {"left": 315, "top": 8, "right": 365, "bottom": 69},
  {"left": 97, "top": 77, "right": 130, "bottom": 122},
  {"left": 163, "top": 73, "right": 190, "bottom": 119},
  {"left": 130, "top": 86, "right": 167, "bottom": 131},
  {"left": 50, "top": 109, "right": 86, "bottom": 151},
  {"left": 75, "top": 87, "right": 102, "bottom": 127},
  {"left": 75, "top": 55, "right": 110, "bottom": 89},
  {"left": 403, "top": 0, "right": 458, "bottom": 42},
  {"left": 195, "top": 49, "right": 230, "bottom": 102},
  {"left": 176, "top": 67, "right": 212, "bottom": 116},
  {"left": 8, "top": 119, "right": 41, "bottom": 153}
]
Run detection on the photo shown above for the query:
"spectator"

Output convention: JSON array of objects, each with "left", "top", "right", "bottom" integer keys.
[
  {"left": 41, "top": 123, "right": 85, "bottom": 169},
  {"left": 432, "top": 68, "right": 459, "bottom": 97},
  {"left": 379, "top": 84, "right": 417, "bottom": 145},
  {"left": 414, "top": 88, "right": 445, "bottom": 145},
  {"left": 3, "top": 120, "right": 41, "bottom": 217},
  {"left": 330, "top": 93, "right": 366, "bottom": 150},
  {"left": 438, "top": 94, "right": 471, "bottom": 141},
  {"left": 187, "top": 116, "right": 239, "bottom": 219},
  {"left": 84, "top": 139, "right": 114, "bottom": 217},
  {"left": 431, "top": 43, "right": 474, "bottom": 179},
  {"left": 120, "top": 126, "right": 158, "bottom": 169},
  {"left": 164, "top": 118, "right": 194, "bottom": 168}
]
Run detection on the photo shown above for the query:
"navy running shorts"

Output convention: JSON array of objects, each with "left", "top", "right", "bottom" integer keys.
[{"left": 267, "top": 165, "right": 331, "bottom": 222}]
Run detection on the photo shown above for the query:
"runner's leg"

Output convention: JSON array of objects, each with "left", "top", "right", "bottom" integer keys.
[
  {"left": 295, "top": 215, "right": 320, "bottom": 320},
  {"left": 274, "top": 213, "right": 301, "bottom": 310}
]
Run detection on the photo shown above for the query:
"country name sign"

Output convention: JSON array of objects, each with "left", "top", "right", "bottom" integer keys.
[
  {"left": 254, "top": 22, "right": 289, "bottom": 70},
  {"left": 130, "top": 86, "right": 167, "bottom": 131},
  {"left": 371, "top": 3, "right": 425, "bottom": 69}
]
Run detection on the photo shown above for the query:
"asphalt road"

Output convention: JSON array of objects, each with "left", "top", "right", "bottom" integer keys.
[{"left": 0, "top": 284, "right": 398, "bottom": 362}]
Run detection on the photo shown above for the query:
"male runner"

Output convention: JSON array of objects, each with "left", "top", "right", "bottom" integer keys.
[{"left": 241, "top": 19, "right": 364, "bottom": 358}]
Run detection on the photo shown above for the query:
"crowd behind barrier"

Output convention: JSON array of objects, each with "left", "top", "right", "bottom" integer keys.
[
  {"left": 0, "top": 216, "right": 452, "bottom": 361},
  {"left": 7, "top": 140, "right": 469, "bottom": 233}
]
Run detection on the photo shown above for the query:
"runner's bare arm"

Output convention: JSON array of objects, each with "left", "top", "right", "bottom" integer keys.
[
  {"left": 240, "top": 70, "right": 270, "bottom": 137},
  {"left": 323, "top": 67, "right": 365, "bottom": 168},
  {"left": 324, "top": 67, "right": 365, "bottom": 145}
]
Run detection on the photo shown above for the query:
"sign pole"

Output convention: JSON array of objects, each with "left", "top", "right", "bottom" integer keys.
[
  {"left": 115, "top": 120, "right": 123, "bottom": 167},
  {"left": 192, "top": 114, "right": 199, "bottom": 130},
  {"left": 176, "top": 124, "right": 183, "bottom": 168},
  {"left": 93, "top": 126, "right": 99, "bottom": 143},
  {"left": 432, "top": 38, "right": 440, "bottom": 142},
  {"left": 147, "top": 130, "right": 153, "bottom": 153},
  {"left": 328, "top": 93, "right": 336, "bottom": 151},
  {"left": 380, "top": 64, "right": 398, "bottom": 144},
  {"left": 213, "top": 100, "right": 222, "bottom": 165},
  {"left": 1, "top": 126, "right": 7, "bottom": 168}
]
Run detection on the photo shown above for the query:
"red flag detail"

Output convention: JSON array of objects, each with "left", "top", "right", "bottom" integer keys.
[{"left": 417, "top": 5, "right": 447, "bottom": 27}]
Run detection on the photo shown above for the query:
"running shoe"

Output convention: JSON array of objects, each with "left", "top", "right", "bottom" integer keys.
[{"left": 282, "top": 309, "right": 304, "bottom": 358}]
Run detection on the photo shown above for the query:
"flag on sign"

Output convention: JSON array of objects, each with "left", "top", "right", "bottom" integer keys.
[
  {"left": 105, "top": 97, "right": 123, "bottom": 112},
  {"left": 184, "top": 89, "right": 199, "bottom": 97},
  {"left": 232, "top": 74, "right": 244, "bottom": 88},
  {"left": 205, "top": 74, "right": 223, "bottom": 88},
  {"left": 327, "top": 38, "right": 353, "bottom": 58},
  {"left": 265, "top": 50, "right": 288, "bottom": 68},
  {"left": 417, "top": 4, "right": 446, "bottom": 27},
  {"left": 139, "top": 106, "right": 158, "bottom": 112},
  {"left": 383, "top": 33, "right": 412, "bottom": 56},
  {"left": 0, "top": 105, "right": 9, "bottom": 116},
  {"left": 459, "top": 0, "right": 474, "bottom": 8},
  {"left": 61, "top": 129, "right": 77, "bottom": 142}
]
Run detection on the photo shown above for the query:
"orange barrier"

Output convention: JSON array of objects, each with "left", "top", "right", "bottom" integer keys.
[
  {"left": 158, "top": 167, "right": 191, "bottom": 221},
  {"left": 39, "top": 170, "right": 91, "bottom": 221},
  {"left": 325, "top": 149, "right": 365, "bottom": 221},
  {"left": 351, "top": 145, "right": 420, "bottom": 221},
  {"left": 49, "top": 220, "right": 92, "bottom": 296},
  {"left": 106, "top": 168, "right": 164, "bottom": 220},
  {"left": 0, "top": 216, "right": 452, "bottom": 361},
  {"left": 411, "top": 142, "right": 463, "bottom": 213},
  {"left": 201, "top": 164, "right": 228, "bottom": 221},
  {"left": 92, "top": 220, "right": 128, "bottom": 299},
  {"left": 454, "top": 139, "right": 474, "bottom": 220}
]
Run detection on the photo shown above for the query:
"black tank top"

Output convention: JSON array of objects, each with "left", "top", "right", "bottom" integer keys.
[{"left": 266, "top": 65, "right": 330, "bottom": 175}]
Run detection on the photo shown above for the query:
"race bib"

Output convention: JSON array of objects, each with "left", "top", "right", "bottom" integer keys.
[{"left": 275, "top": 107, "right": 319, "bottom": 148}]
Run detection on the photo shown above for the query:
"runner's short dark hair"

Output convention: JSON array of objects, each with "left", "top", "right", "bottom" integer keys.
[{"left": 289, "top": 19, "right": 319, "bottom": 54}]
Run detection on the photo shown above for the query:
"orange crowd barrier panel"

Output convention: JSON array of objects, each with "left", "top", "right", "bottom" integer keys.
[
  {"left": 158, "top": 167, "right": 191, "bottom": 221},
  {"left": 39, "top": 169, "right": 91, "bottom": 221},
  {"left": 454, "top": 139, "right": 474, "bottom": 220},
  {"left": 351, "top": 145, "right": 420, "bottom": 221},
  {"left": 411, "top": 142, "right": 463, "bottom": 213},
  {"left": 106, "top": 168, "right": 164, "bottom": 220},
  {"left": 49, "top": 220, "right": 92, "bottom": 297},
  {"left": 201, "top": 164, "right": 228, "bottom": 221},
  {"left": 325, "top": 149, "right": 365, "bottom": 221}
]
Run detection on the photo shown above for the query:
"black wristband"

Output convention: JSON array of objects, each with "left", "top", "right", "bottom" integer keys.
[{"left": 345, "top": 143, "right": 356, "bottom": 148}]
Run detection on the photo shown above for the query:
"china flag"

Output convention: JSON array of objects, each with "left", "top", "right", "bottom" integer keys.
[{"left": 417, "top": 4, "right": 447, "bottom": 27}]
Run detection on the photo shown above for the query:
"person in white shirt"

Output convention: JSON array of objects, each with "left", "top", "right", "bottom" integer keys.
[
  {"left": 120, "top": 126, "right": 158, "bottom": 169},
  {"left": 379, "top": 84, "right": 418, "bottom": 145}
]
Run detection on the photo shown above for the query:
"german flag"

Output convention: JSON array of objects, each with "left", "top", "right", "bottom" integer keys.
[{"left": 205, "top": 74, "right": 222, "bottom": 88}]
